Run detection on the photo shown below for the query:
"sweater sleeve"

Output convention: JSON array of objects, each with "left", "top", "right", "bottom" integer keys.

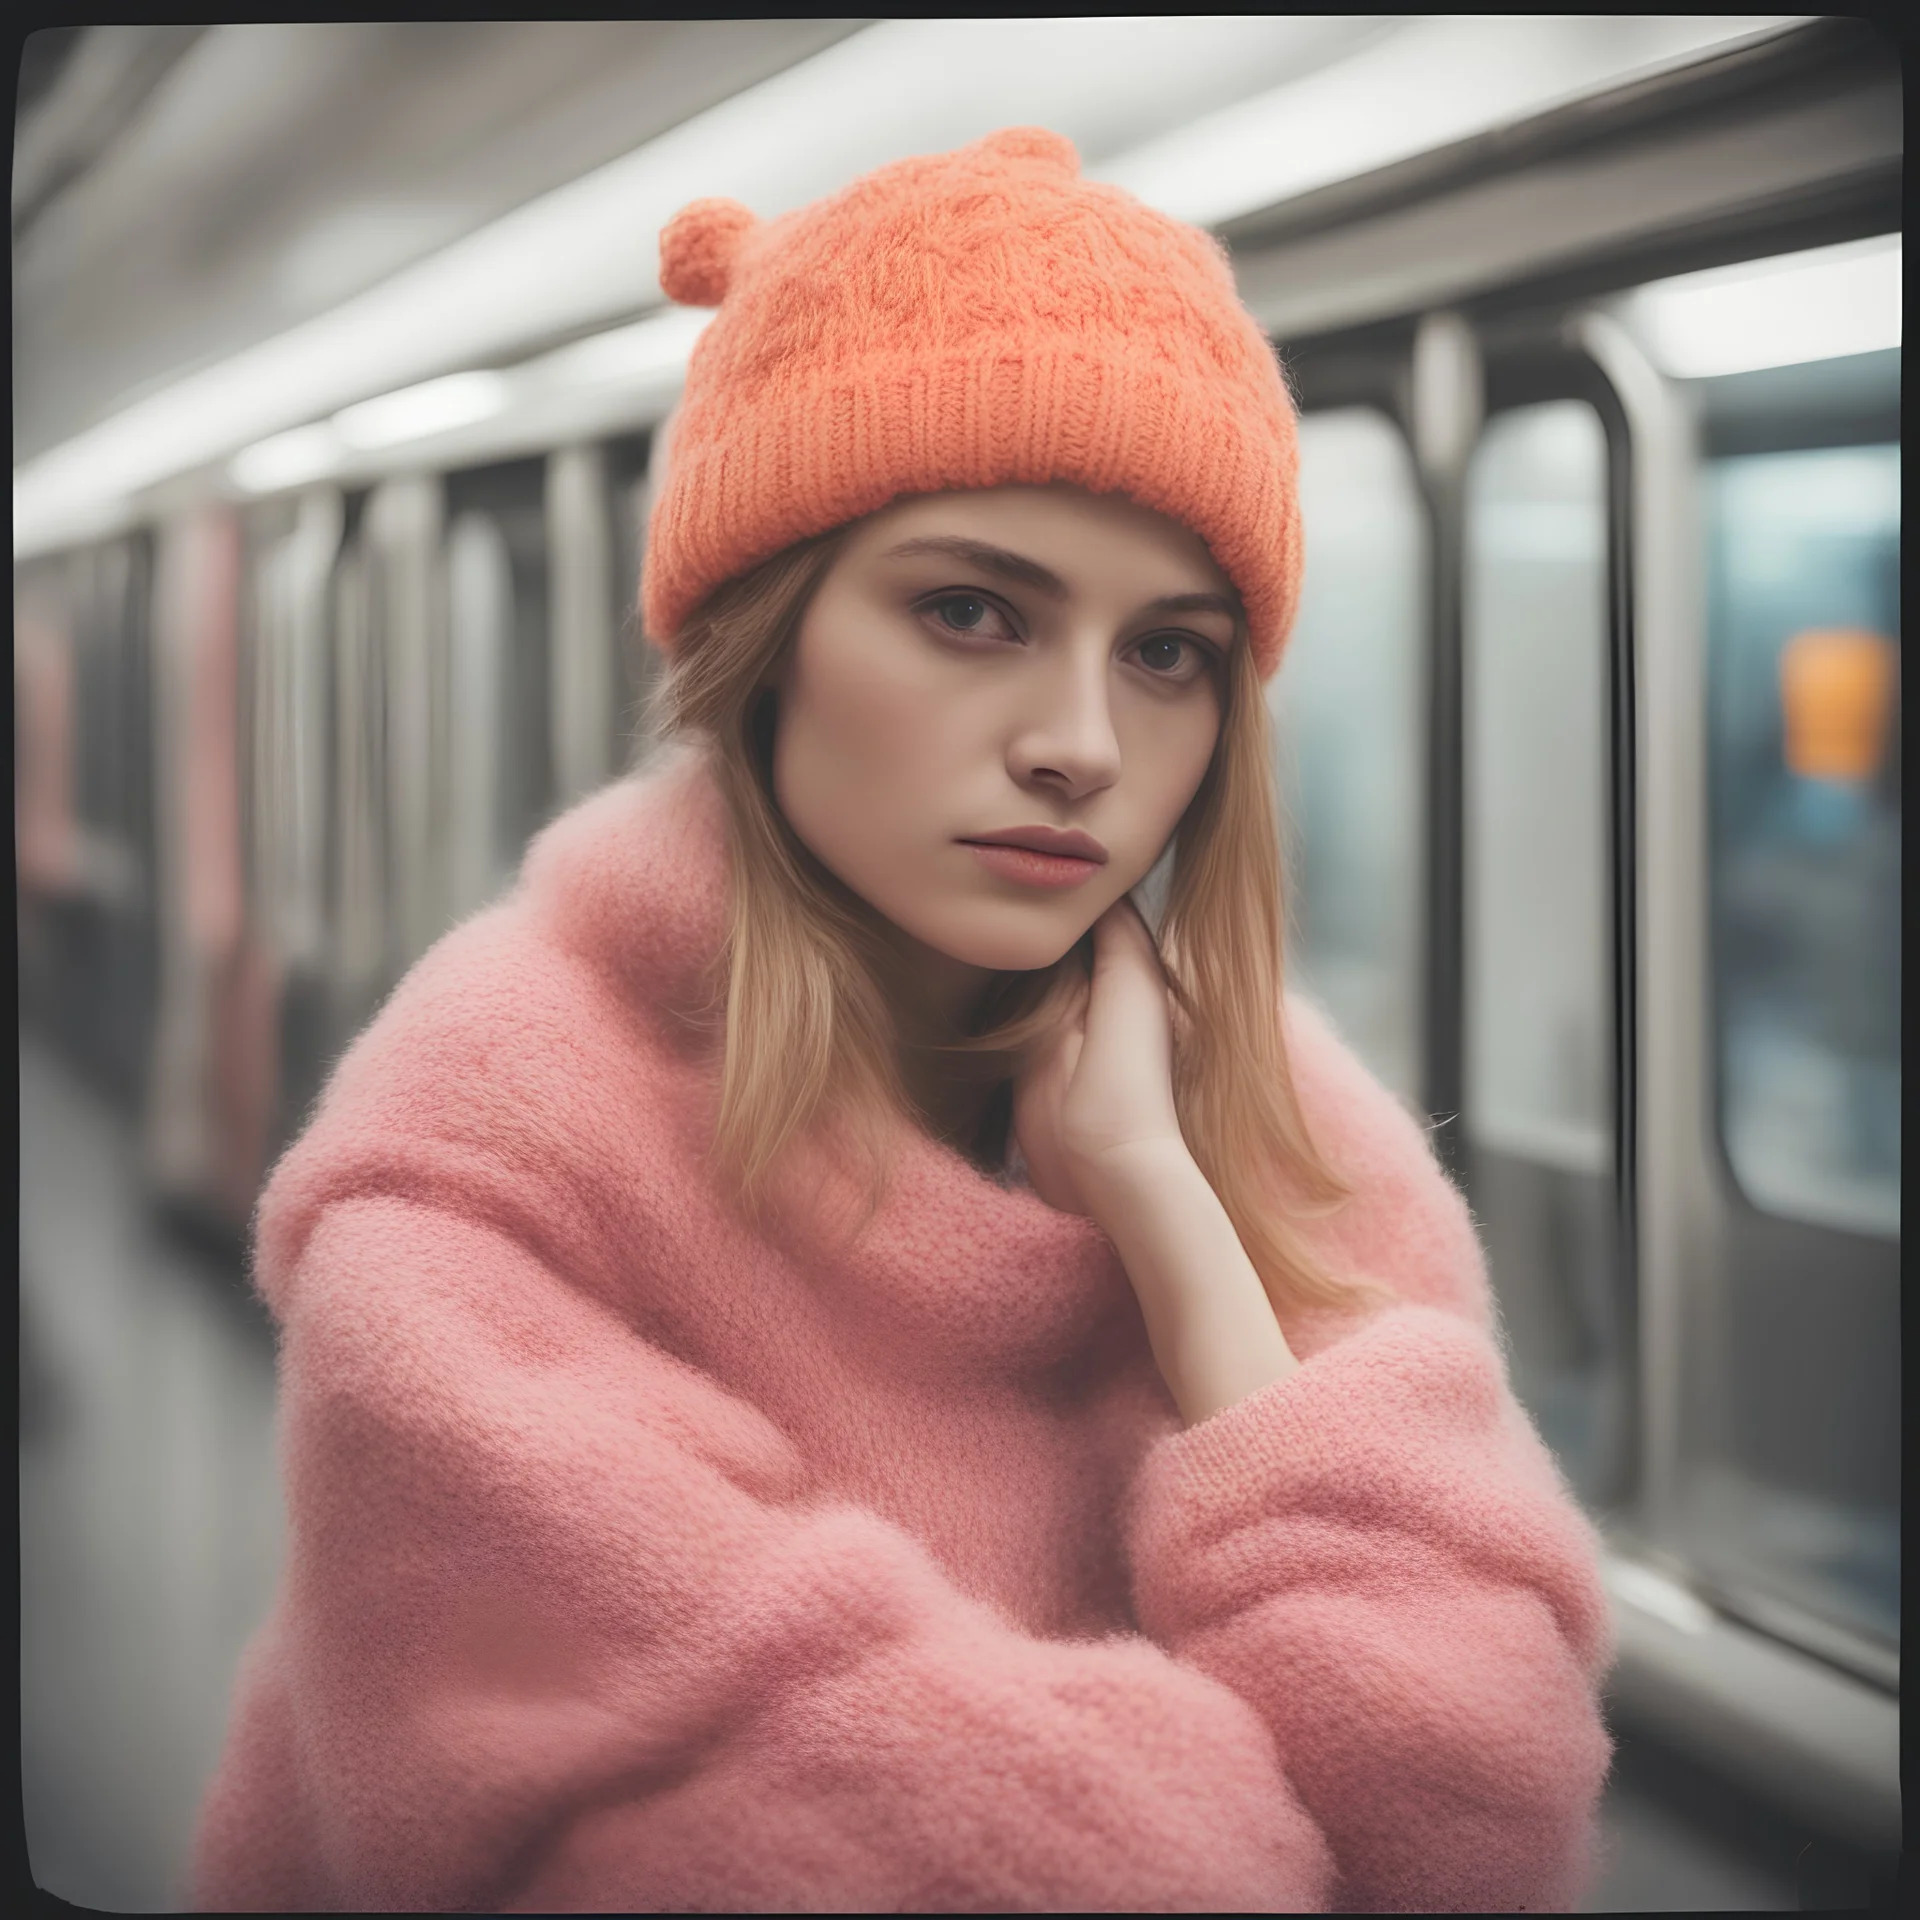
[
  {"left": 1118, "top": 1000, "right": 1615, "bottom": 1912},
  {"left": 191, "top": 1192, "right": 1338, "bottom": 1914},
  {"left": 1123, "top": 1310, "right": 1614, "bottom": 1914}
]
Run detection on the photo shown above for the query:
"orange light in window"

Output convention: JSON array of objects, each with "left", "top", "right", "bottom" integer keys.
[{"left": 1779, "top": 628, "right": 1898, "bottom": 782}]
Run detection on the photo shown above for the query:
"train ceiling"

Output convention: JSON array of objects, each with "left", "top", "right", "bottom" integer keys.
[
  {"left": 14, "top": 18, "right": 1804, "bottom": 557},
  {"left": 11, "top": 23, "right": 871, "bottom": 466}
]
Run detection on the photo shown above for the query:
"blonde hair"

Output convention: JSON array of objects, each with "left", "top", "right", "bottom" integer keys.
[{"left": 656, "top": 524, "right": 1369, "bottom": 1319}]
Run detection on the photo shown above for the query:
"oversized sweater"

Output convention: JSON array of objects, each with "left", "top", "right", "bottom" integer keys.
[{"left": 192, "top": 745, "right": 1613, "bottom": 1913}]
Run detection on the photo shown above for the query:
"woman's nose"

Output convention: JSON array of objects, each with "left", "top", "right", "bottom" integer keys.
[{"left": 1007, "top": 654, "right": 1121, "bottom": 800}]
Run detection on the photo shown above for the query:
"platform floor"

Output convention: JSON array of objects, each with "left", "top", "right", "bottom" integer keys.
[{"left": 21, "top": 1028, "right": 1810, "bottom": 1911}]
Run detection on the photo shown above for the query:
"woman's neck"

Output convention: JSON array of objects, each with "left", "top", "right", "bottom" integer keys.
[{"left": 867, "top": 927, "right": 1007, "bottom": 1163}]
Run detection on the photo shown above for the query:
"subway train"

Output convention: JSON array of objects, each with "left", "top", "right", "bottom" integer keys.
[{"left": 13, "top": 15, "right": 1901, "bottom": 1884}]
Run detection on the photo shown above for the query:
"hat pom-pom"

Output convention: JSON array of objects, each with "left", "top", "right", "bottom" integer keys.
[
  {"left": 660, "top": 198, "right": 758, "bottom": 307},
  {"left": 975, "top": 126, "right": 1080, "bottom": 175}
]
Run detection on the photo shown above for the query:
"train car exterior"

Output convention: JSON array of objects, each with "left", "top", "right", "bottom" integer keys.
[{"left": 12, "top": 14, "right": 1900, "bottom": 1878}]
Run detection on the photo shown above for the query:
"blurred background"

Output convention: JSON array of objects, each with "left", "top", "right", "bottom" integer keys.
[{"left": 14, "top": 18, "right": 1902, "bottom": 1911}]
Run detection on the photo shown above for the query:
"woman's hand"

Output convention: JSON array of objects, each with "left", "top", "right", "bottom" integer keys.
[
  {"left": 1013, "top": 897, "right": 1187, "bottom": 1218},
  {"left": 1014, "top": 896, "right": 1299, "bottom": 1423}
]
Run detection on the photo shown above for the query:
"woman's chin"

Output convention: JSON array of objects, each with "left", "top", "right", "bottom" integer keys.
[{"left": 921, "top": 923, "right": 1093, "bottom": 976}]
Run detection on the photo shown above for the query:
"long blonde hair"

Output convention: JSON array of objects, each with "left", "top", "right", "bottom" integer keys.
[{"left": 655, "top": 523, "right": 1367, "bottom": 1318}]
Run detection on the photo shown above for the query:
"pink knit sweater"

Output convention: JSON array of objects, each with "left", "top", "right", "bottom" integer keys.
[{"left": 192, "top": 747, "right": 1612, "bottom": 1913}]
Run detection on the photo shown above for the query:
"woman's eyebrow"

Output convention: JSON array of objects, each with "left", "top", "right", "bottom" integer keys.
[
  {"left": 877, "top": 536, "right": 1067, "bottom": 597},
  {"left": 1140, "top": 590, "right": 1240, "bottom": 621}
]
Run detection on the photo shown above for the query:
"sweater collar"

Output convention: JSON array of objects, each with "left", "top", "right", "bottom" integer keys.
[
  {"left": 522, "top": 741, "right": 733, "bottom": 1033},
  {"left": 522, "top": 745, "right": 1141, "bottom": 1376}
]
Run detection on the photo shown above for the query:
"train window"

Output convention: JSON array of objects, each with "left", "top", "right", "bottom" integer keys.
[
  {"left": 1269, "top": 407, "right": 1426, "bottom": 1107},
  {"left": 547, "top": 446, "right": 621, "bottom": 806},
  {"left": 1674, "top": 336, "right": 1901, "bottom": 1662},
  {"left": 443, "top": 462, "right": 554, "bottom": 897},
  {"left": 610, "top": 431, "right": 669, "bottom": 771},
  {"left": 361, "top": 477, "right": 447, "bottom": 974},
  {"left": 245, "top": 494, "right": 346, "bottom": 1158},
  {"left": 446, "top": 514, "right": 517, "bottom": 922},
  {"left": 14, "top": 570, "right": 73, "bottom": 898},
  {"left": 1704, "top": 436, "right": 1900, "bottom": 1238},
  {"left": 1461, "top": 398, "right": 1625, "bottom": 1504},
  {"left": 247, "top": 496, "right": 339, "bottom": 976},
  {"left": 15, "top": 567, "right": 81, "bottom": 1044},
  {"left": 328, "top": 533, "right": 390, "bottom": 1031},
  {"left": 70, "top": 543, "right": 149, "bottom": 920}
]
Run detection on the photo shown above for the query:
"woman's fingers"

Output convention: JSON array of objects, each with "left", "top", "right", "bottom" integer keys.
[
  {"left": 1057, "top": 899, "right": 1181, "bottom": 1158},
  {"left": 1084, "top": 899, "right": 1174, "bottom": 1054},
  {"left": 1016, "top": 899, "right": 1185, "bottom": 1211}
]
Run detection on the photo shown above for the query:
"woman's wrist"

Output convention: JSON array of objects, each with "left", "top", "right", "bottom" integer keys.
[
  {"left": 1080, "top": 1139, "right": 1299, "bottom": 1427},
  {"left": 1074, "top": 1134, "right": 1200, "bottom": 1224}
]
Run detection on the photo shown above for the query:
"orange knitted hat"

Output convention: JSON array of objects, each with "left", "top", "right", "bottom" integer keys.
[{"left": 642, "top": 126, "right": 1302, "bottom": 680}]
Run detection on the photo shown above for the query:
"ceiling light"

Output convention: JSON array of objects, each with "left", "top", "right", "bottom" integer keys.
[
  {"left": 1623, "top": 234, "right": 1902, "bottom": 379},
  {"left": 332, "top": 370, "right": 512, "bottom": 450},
  {"left": 1096, "top": 15, "right": 1798, "bottom": 231},
  {"left": 228, "top": 421, "right": 343, "bottom": 493},
  {"left": 535, "top": 307, "right": 714, "bottom": 389}
]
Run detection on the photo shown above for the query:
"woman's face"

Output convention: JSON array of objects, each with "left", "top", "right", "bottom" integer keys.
[{"left": 770, "top": 485, "right": 1236, "bottom": 989}]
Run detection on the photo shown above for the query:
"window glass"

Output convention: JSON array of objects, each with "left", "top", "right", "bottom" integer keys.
[
  {"left": 446, "top": 514, "right": 515, "bottom": 922},
  {"left": 363, "top": 477, "right": 445, "bottom": 974},
  {"left": 1461, "top": 399, "right": 1627, "bottom": 1503},
  {"left": 1672, "top": 334, "right": 1901, "bottom": 1663},
  {"left": 248, "top": 497, "right": 337, "bottom": 973},
  {"left": 1269, "top": 408, "right": 1426, "bottom": 1107},
  {"left": 328, "top": 538, "right": 389, "bottom": 1029},
  {"left": 441, "top": 463, "right": 553, "bottom": 925},
  {"left": 1706, "top": 442, "right": 1900, "bottom": 1236}
]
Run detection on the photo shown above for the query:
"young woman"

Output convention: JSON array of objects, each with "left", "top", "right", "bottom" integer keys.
[{"left": 194, "top": 127, "right": 1612, "bottom": 1912}]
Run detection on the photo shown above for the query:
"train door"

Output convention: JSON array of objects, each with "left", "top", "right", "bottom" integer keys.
[
  {"left": 1281, "top": 320, "right": 1637, "bottom": 1511},
  {"left": 1458, "top": 338, "right": 1636, "bottom": 1509},
  {"left": 1586, "top": 245, "right": 1900, "bottom": 1691}
]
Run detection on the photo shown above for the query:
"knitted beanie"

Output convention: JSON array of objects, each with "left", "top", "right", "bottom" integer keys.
[{"left": 642, "top": 126, "right": 1302, "bottom": 680}]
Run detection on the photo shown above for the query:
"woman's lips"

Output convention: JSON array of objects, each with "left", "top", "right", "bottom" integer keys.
[{"left": 961, "top": 842, "right": 1102, "bottom": 889}]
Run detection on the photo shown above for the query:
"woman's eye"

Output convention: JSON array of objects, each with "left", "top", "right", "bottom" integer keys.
[
  {"left": 940, "top": 595, "right": 990, "bottom": 630},
  {"left": 922, "top": 592, "right": 1014, "bottom": 642},
  {"left": 1132, "top": 633, "right": 1209, "bottom": 681}
]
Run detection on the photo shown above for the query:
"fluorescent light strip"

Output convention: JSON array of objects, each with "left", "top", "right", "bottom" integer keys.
[
  {"left": 1096, "top": 15, "right": 1805, "bottom": 230},
  {"left": 226, "top": 307, "right": 717, "bottom": 494},
  {"left": 228, "top": 423, "right": 341, "bottom": 495},
  {"left": 332, "top": 370, "right": 512, "bottom": 450},
  {"left": 1624, "top": 234, "right": 1902, "bottom": 379},
  {"left": 19, "top": 14, "right": 1805, "bottom": 553},
  {"left": 21, "top": 18, "right": 1337, "bottom": 549},
  {"left": 534, "top": 306, "right": 714, "bottom": 389}
]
